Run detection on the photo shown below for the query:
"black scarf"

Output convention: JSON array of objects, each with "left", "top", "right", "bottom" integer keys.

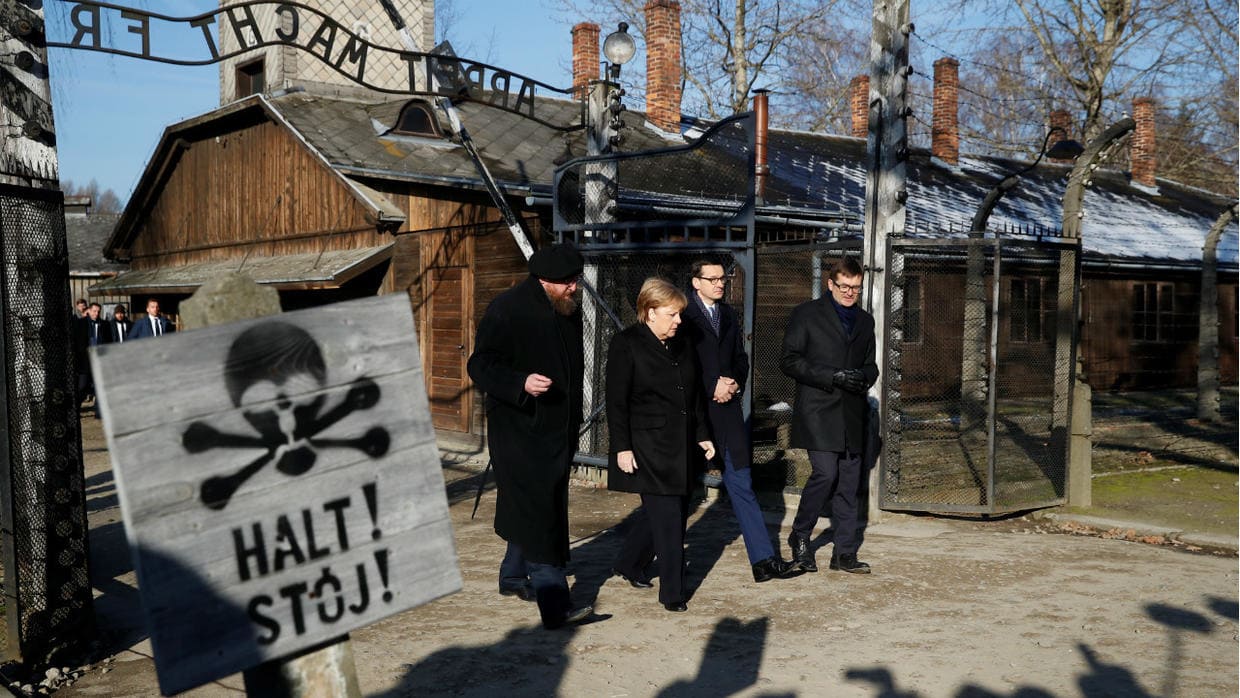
[{"left": 831, "top": 296, "right": 858, "bottom": 337}]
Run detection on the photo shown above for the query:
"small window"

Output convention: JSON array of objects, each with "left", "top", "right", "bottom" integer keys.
[
  {"left": 1132, "top": 282, "right": 1175, "bottom": 342},
  {"left": 903, "top": 276, "right": 923, "bottom": 343},
  {"left": 236, "top": 59, "right": 265, "bottom": 99},
  {"left": 1010, "top": 277, "right": 1050, "bottom": 344},
  {"left": 393, "top": 101, "right": 441, "bottom": 137}
]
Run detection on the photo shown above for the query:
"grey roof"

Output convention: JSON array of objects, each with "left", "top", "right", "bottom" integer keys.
[
  {"left": 265, "top": 90, "right": 678, "bottom": 192},
  {"left": 114, "top": 88, "right": 1237, "bottom": 272},
  {"left": 91, "top": 244, "right": 393, "bottom": 295},
  {"left": 66, "top": 213, "right": 125, "bottom": 274},
  {"left": 756, "top": 127, "right": 1239, "bottom": 270}
]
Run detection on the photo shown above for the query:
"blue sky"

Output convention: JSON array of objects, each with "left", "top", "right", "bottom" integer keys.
[{"left": 46, "top": 0, "right": 575, "bottom": 200}]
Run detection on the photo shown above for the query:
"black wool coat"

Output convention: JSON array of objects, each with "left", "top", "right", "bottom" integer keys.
[
  {"left": 467, "top": 276, "right": 584, "bottom": 567},
  {"left": 606, "top": 323, "right": 710, "bottom": 496},
  {"left": 780, "top": 297, "right": 879, "bottom": 453},
  {"left": 681, "top": 297, "right": 751, "bottom": 468}
]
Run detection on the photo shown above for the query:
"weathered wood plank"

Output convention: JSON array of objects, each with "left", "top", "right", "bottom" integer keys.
[{"left": 91, "top": 293, "right": 460, "bottom": 695}]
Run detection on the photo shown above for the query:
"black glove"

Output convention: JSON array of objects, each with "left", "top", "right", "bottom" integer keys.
[{"left": 831, "top": 368, "right": 867, "bottom": 393}]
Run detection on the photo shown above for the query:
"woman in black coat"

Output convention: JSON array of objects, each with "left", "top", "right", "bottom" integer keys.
[{"left": 607, "top": 277, "right": 715, "bottom": 612}]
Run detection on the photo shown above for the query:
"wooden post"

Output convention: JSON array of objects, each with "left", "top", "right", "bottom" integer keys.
[
  {"left": 178, "top": 273, "right": 361, "bottom": 698},
  {"left": 863, "top": 0, "right": 911, "bottom": 519}
]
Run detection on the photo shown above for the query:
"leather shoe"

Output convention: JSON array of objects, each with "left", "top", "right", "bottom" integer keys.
[
  {"left": 564, "top": 605, "right": 594, "bottom": 624},
  {"left": 612, "top": 568, "right": 654, "bottom": 589},
  {"left": 499, "top": 584, "right": 536, "bottom": 602},
  {"left": 829, "top": 553, "right": 871, "bottom": 574},
  {"left": 751, "top": 556, "right": 803, "bottom": 582},
  {"left": 788, "top": 533, "right": 817, "bottom": 573},
  {"left": 663, "top": 601, "right": 687, "bottom": 612}
]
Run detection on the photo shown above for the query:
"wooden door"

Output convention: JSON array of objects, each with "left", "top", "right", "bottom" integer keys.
[{"left": 424, "top": 265, "right": 471, "bottom": 431}]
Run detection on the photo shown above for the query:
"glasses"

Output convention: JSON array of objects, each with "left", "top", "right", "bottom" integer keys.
[
  {"left": 696, "top": 276, "right": 727, "bottom": 285},
  {"left": 831, "top": 281, "right": 863, "bottom": 295}
]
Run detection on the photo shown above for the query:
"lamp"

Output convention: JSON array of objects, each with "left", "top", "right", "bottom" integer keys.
[{"left": 602, "top": 22, "right": 636, "bottom": 81}]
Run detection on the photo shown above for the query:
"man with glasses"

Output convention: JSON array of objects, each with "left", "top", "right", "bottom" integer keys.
[
  {"left": 468, "top": 243, "right": 594, "bottom": 629},
  {"left": 779, "top": 256, "right": 878, "bottom": 575},
  {"left": 683, "top": 259, "right": 800, "bottom": 583}
]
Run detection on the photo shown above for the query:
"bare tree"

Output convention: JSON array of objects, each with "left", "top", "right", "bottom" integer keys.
[
  {"left": 551, "top": 0, "right": 857, "bottom": 125},
  {"left": 60, "top": 178, "right": 124, "bottom": 213}
]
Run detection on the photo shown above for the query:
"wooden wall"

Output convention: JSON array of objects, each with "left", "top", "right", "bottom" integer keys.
[{"left": 128, "top": 120, "right": 387, "bottom": 268}]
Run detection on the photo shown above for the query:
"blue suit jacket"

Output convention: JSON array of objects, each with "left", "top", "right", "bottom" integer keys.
[{"left": 129, "top": 314, "right": 174, "bottom": 340}]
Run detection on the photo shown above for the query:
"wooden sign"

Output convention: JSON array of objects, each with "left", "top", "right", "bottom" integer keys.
[{"left": 91, "top": 293, "right": 460, "bottom": 695}]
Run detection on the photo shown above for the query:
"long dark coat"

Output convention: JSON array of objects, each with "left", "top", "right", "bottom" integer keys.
[
  {"left": 681, "top": 297, "right": 751, "bottom": 468},
  {"left": 467, "top": 276, "right": 584, "bottom": 566},
  {"left": 606, "top": 323, "right": 709, "bottom": 495},
  {"left": 780, "top": 297, "right": 879, "bottom": 453}
]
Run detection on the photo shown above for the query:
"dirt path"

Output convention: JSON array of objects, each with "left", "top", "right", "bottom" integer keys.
[{"left": 52, "top": 416, "right": 1240, "bottom": 697}]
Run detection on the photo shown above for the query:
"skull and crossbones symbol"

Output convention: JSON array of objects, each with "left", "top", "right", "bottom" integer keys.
[{"left": 183, "top": 322, "right": 390, "bottom": 510}]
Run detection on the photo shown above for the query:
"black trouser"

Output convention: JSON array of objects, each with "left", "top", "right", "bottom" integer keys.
[
  {"left": 791, "top": 450, "right": 862, "bottom": 556},
  {"left": 614, "top": 493, "right": 687, "bottom": 604}
]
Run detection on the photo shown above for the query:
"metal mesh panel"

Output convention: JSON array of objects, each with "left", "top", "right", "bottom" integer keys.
[
  {"left": 575, "top": 249, "right": 749, "bottom": 464},
  {"left": 750, "top": 240, "right": 864, "bottom": 492},
  {"left": 554, "top": 114, "right": 754, "bottom": 247},
  {"left": 0, "top": 184, "right": 93, "bottom": 663},
  {"left": 882, "top": 234, "right": 1074, "bottom": 513}
]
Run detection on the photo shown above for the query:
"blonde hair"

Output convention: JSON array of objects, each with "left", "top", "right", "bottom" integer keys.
[{"left": 636, "top": 277, "right": 687, "bottom": 323}]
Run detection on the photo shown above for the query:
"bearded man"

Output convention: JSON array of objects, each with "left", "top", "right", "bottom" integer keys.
[{"left": 467, "top": 243, "right": 593, "bottom": 629}]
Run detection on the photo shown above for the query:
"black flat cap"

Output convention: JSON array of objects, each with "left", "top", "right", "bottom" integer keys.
[{"left": 528, "top": 243, "right": 584, "bottom": 282}]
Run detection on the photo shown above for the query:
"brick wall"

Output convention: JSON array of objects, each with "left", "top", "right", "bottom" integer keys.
[
  {"left": 849, "top": 74, "right": 869, "bottom": 139},
  {"left": 1131, "top": 97, "right": 1157, "bottom": 187},
  {"left": 572, "top": 22, "right": 600, "bottom": 96},
  {"left": 644, "top": 0, "right": 682, "bottom": 133},
  {"left": 932, "top": 57, "right": 959, "bottom": 165}
]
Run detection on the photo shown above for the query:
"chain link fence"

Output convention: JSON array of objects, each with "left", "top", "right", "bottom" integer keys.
[
  {"left": 881, "top": 234, "right": 1077, "bottom": 513},
  {"left": 0, "top": 184, "right": 93, "bottom": 663}
]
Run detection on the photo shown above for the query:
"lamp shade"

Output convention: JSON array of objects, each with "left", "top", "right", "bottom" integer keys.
[{"left": 603, "top": 22, "right": 636, "bottom": 65}]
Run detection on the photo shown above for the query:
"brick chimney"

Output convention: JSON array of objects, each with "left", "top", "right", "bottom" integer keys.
[
  {"left": 849, "top": 74, "right": 869, "bottom": 138},
  {"left": 931, "top": 57, "right": 959, "bottom": 165},
  {"left": 644, "top": 0, "right": 682, "bottom": 133},
  {"left": 1131, "top": 97, "right": 1157, "bottom": 187},
  {"left": 1047, "top": 109, "right": 1074, "bottom": 162},
  {"left": 572, "top": 22, "right": 600, "bottom": 97}
]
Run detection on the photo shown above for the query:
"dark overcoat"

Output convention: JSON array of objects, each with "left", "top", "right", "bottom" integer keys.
[
  {"left": 606, "top": 323, "right": 710, "bottom": 495},
  {"left": 681, "top": 297, "right": 751, "bottom": 468},
  {"left": 780, "top": 297, "right": 879, "bottom": 453},
  {"left": 467, "top": 276, "right": 584, "bottom": 566}
]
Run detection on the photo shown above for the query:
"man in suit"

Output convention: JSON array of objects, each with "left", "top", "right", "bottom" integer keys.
[
  {"left": 780, "top": 256, "right": 879, "bottom": 575},
  {"left": 129, "top": 298, "right": 174, "bottom": 339},
  {"left": 110, "top": 304, "right": 133, "bottom": 344},
  {"left": 467, "top": 243, "right": 594, "bottom": 629},
  {"left": 682, "top": 259, "right": 799, "bottom": 583},
  {"left": 74, "top": 302, "right": 112, "bottom": 417}
]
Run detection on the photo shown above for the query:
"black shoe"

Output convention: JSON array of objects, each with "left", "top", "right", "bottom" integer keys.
[
  {"left": 499, "top": 584, "right": 536, "bottom": 601},
  {"left": 829, "top": 553, "right": 871, "bottom": 574},
  {"left": 612, "top": 568, "right": 654, "bottom": 589},
  {"left": 564, "top": 605, "right": 594, "bottom": 624},
  {"left": 788, "top": 533, "right": 817, "bottom": 573},
  {"left": 751, "top": 556, "right": 803, "bottom": 582},
  {"left": 663, "top": 601, "right": 687, "bottom": 612}
]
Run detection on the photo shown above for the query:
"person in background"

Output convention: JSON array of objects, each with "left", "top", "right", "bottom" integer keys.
[
  {"left": 467, "top": 243, "right": 594, "bottom": 630},
  {"left": 779, "top": 256, "right": 879, "bottom": 575},
  {"left": 74, "top": 298, "right": 88, "bottom": 320},
  {"left": 74, "top": 302, "right": 112, "bottom": 417},
  {"left": 682, "top": 259, "right": 799, "bottom": 583},
  {"left": 607, "top": 277, "right": 715, "bottom": 613},
  {"left": 129, "top": 298, "right": 174, "bottom": 339},
  {"left": 110, "top": 304, "right": 132, "bottom": 344}
]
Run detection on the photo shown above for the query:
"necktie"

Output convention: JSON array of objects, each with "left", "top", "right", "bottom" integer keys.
[
  {"left": 153, "top": 317, "right": 160, "bottom": 337},
  {"left": 117, "top": 324, "right": 124, "bottom": 342},
  {"left": 706, "top": 304, "right": 720, "bottom": 334}
]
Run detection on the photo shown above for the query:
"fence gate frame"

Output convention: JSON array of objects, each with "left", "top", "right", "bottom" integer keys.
[{"left": 879, "top": 230, "right": 1081, "bottom": 515}]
